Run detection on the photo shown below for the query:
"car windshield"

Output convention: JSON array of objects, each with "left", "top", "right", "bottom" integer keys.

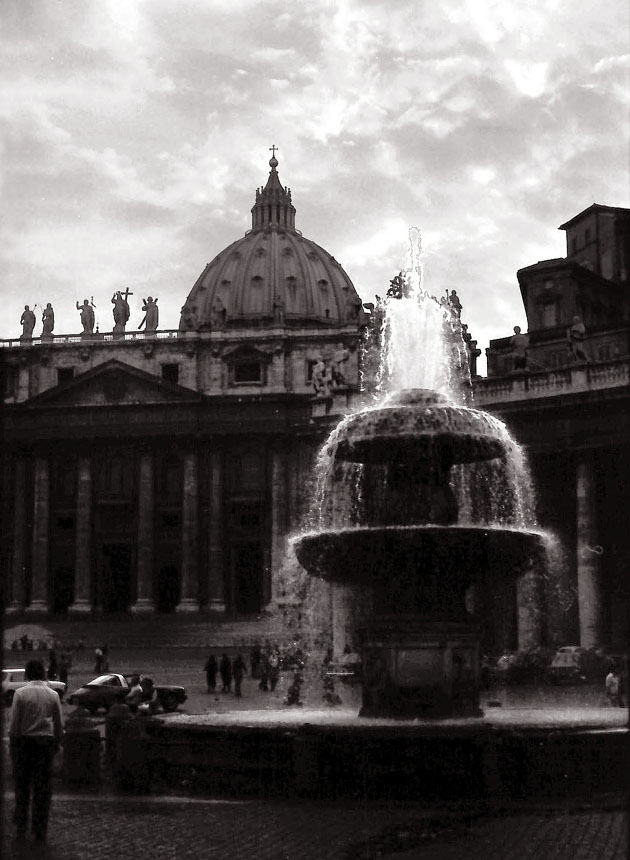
[
  {"left": 88, "top": 675, "right": 122, "bottom": 687},
  {"left": 3, "top": 670, "right": 25, "bottom": 682}
]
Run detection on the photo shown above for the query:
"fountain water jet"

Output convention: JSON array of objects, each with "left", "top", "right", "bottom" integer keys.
[{"left": 293, "top": 229, "right": 547, "bottom": 717}]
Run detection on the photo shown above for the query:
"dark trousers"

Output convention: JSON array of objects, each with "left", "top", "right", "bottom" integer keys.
[
  {"left": 12, "top": 737, "right": 55, "bottom": 838},
  {"left": 234, "top": 676, "right": 243, "bottom": 697}
]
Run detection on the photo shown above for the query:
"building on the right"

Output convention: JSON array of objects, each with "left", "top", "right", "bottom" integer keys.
[{"left": 476, "top": 204, "right": 630, "bottom": 653}]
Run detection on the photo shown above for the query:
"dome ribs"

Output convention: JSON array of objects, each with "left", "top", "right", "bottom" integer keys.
[{"left": 179, "top": 156, "right": 363, "bottom": 332}]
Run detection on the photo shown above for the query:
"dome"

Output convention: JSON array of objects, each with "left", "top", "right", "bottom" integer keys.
[{"left": 179, "top": 154, "right": 364, "bottom": 331}]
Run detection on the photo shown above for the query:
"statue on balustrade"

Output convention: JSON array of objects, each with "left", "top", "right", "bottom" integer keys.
[
  {"left": 20, "top": 305, "right": 36, "bottom": 339},
  {"left": 462, "top": 324, "right": 481, "bottom": 378},
  {"left": 331, "top": 343, "right": 350, "bottom": 386},
  {"left": 139, "top": 296, "right": 159, "bottom": 334},
  {"left": 41, "top": 303, "right": 55, "bottom": 337},
  {"left": 567, "top": 315, "right": 589, "bottom": 363},
  {"left": 76, "top": 299, "right": 95, "bottom": 334},
  {"left": 447, "top": 289, "right": 462, "bottom": 318},
  {"left": 112, "top": 289, "right": 132, "bottom": 335},
  {"left": 312, "top": 358, "right": 332, "bottom": 398},
  {"left": 510, "top": 325, "right": 529, "bottom": 371}
]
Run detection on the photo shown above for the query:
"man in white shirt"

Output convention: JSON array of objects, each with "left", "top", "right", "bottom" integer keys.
[{"left": 9, "top": 659, "right": 64, "bottom": 843}]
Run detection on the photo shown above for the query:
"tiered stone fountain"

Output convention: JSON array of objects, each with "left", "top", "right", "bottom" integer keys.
[
  {"left": 294, "top": 387, "right": 546, "bottom": 716},
  {"left": 294, "top": 230, "right": 546, "bottom": 717}
]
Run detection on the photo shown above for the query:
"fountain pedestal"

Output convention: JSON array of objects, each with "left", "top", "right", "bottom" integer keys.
[{"left": 360, "top": 617, "right": 481, "bottom": 717}]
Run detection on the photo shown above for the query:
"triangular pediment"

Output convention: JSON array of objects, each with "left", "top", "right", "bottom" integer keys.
[{"left": 24, "top": 360, "right": 202, "bottom": 408}]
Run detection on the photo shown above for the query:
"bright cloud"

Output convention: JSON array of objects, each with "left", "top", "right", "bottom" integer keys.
[{"left": 0, "top": 0, "right": 627, "bottom": 370}]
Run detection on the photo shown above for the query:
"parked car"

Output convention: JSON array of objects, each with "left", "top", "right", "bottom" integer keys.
[
  {"left": 544, "top": 646, "right": 604, "bottom": 684},
  {"left": 2, "top": 668, "right": 67, "bottom": 705},
  {"left": 67, "top": 673, "right": 186, "bottom": 713}
]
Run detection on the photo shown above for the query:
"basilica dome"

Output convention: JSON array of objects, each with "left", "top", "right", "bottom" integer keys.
[{"left": 179, "top": 155, "right": 364, "bottom": 331}]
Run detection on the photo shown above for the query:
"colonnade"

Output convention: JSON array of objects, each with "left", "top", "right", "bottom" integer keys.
[
  {"left": 516, "top": 450, "right": 605, "bottom": 650},
  {"left": 6, "top": 445, "right": 294, "bottom": 616}
]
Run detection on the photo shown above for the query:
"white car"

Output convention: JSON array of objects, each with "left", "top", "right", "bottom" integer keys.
[{"left": 2, "top": 668, "right": 66, "bottom": 705}]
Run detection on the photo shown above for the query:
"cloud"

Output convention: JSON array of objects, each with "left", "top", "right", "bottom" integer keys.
[{"left": 0, "top": 0, "right": 627, "bottom": 361}]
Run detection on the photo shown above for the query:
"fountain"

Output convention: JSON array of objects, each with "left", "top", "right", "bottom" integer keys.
[
  {"left": 293, "top": 229, "right": 547, "bottom": 717},
  {"left": 132, "top": 229, "right": 626, "bottom": 802}
]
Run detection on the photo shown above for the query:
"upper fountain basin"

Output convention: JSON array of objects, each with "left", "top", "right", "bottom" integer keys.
[{"left": 329, "top": 390, "right": 505, "bottom": 465}]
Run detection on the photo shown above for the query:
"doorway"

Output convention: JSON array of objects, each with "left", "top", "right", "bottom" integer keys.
[
  {"left": 231, "top": 542, "right": 264, "bottom": 615},
  {"left": 101, "top": 544, "right": 132, "bottom": 614},
  {"left": 51, "top": 566, "right": 74, "bottom": 615},
  {"left": 157, "top": 564, "right": 180, "bottom": 613}
]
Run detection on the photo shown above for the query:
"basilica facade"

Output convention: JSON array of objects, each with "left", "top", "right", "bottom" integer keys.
[
  {"left": 2, "top": 167, "right": 629, "bottom": 657},
  {"left": 1, "top": 155, "right": 367, "bottom": 619}
]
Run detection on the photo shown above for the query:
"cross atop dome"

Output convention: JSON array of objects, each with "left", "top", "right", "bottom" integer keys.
[{"left": 251, "top": 147, "right": 296, "bottom": 231}]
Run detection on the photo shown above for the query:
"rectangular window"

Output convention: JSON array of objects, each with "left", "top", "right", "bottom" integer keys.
[
  {"left": 162, "top": 364, "right": 179, "bottom": 384},
  {"left": 597, "top": 345, "right": 611, "bottom": 361},
  {"left": 233, "top": 362, "right": 262, "bottom": 384},
  {"left": 57, "top": 367, "right": 74, "bottom": 385},
  {"left": 541, "top": 303, "right": 557, "bottom": 327}
]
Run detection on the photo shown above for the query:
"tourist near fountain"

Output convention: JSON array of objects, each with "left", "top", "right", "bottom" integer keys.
[{"left": 293, "top": 227, "right": 548, "bottom": 717}]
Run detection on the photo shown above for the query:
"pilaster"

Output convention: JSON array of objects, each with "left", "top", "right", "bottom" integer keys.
[
  {"left": 206, "top": 447, "right": 226, "bottom": 612},
  {"left": 26, "top": 456, "right": 49, "bottom": 614},
  {"left": 576, "top": 455, "right": 604, "bottom": 648},
  {"left": 177, "top": 450, "right": 200, "bottom": 612},
  {"left": 132, "top": 451, "right": 156, "bottom": 613},
  {"left": 69, "top": 456, "right": 93, "bottom": 615},
  {"left": 7, "top": 457, "right": 28, "bottom": 614}
]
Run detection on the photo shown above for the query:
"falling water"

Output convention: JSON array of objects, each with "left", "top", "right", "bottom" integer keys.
[{"left": 306, "top": 227, "right": 540, "bottom": 533}]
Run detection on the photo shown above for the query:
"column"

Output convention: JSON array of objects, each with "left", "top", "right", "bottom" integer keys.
[
  {"left": 26, "top": 456, "right": 49, "bottom": 614},
  {"left": 7, "top": 457, "right": 28, "bottom": 614},
  {"left": 132, "top": 451, "right": 155, "bottom": 613},
  {"left": 270, "top": 443, "right": 289, "bottom": 605},
  {"left": 206, "top": 447, "right": 226, "bottom": 612},
  {"left": 69, "top": 456, "right": 93, "bottom": 615},
  {"left": 517, "top": 565, "right": 544, "bottom": 650},
  {"left": 177, "top": 450, "right": 200, "bottom": 612},
  {"left": 576, "top": 455, "right": 604, "bottom": 648}
]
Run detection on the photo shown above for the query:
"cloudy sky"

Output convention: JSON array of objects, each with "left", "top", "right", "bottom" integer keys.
[{"left": 2, "top": 0, "right": 628, "bottom": 370}]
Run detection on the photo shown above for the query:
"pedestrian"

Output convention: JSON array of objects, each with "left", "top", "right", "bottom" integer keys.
[
  {"left": 204, "top": 654, "right": 218, "bottom": 693},
  {"left": 232, "top": 654, "right": 247, "bottom": 697},
  {"left": 9, "top": 659, "right": 64, "bottom": 843},
  {"left": 258, "top": 651, "right": 270, "bottom": 691},
  {"left": 101, "top": 644, "right": 110, "bottom": 673},
  {"left": 605, "top": 665, "right": 623, "bottom": 706},
  {"left": 268, "top": 648, "right": 280, "bottom": 692},
  {"left": 219, "top": 653, "right": 232, "bottom": 693},
  {"left": 94, "top": 646, "right": 103, "bottom": 673},
  {"left": 58, "top": 654, "right": 70, "bottom": 686},
  {"left": 47, "top": 649, "right": 58, "bottom": 681},
  {"left": 250, "top": 642, "right": 262, "bottom": 679}
]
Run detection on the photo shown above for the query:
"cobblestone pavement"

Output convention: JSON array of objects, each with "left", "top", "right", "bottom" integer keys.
[{"left": 2, "top": 793, "right": 628, "bottom": 860}]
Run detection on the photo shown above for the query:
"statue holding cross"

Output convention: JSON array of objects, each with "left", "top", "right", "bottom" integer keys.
[{"left": 112, "top": 287, "right": 132, "bottom": 335}]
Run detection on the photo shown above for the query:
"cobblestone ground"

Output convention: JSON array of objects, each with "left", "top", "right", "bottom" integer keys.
[{"left": 2, "top": 794, "right": 628, "bottom": 860}]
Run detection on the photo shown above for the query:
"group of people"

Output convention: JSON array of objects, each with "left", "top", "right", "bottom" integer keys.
[
  {"left": 204, "top": 643, "right": 291, "bottom": 698},
  {"left": 204, "top": 653, "right": 248, "bottom": 697}
]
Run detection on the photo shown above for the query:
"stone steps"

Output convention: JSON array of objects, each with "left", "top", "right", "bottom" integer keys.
[{"left": 4, "top": 613, "right": 291, "bottom": 651}]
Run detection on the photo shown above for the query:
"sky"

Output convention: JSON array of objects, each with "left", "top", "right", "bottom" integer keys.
[{"left": 1, "top": 0, "right": 628, "bottom": 372}]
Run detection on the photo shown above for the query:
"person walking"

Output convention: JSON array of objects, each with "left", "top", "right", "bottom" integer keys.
[
  {"left": 58, "top": 654, "right": 69, "bottom": 686},
  {"left": 47, "top": 649, "right": 58, "bottom": 681},
  {"left": 204, "top": 654, "right": 218, "bottom": 693},
  {"left": 219, "top": 653, "right": 232, "bottom": 693},
  {"left": 268, "top": 648, "right": 280, "bottom": 692},
  {"left": 9, "top": 659, "right": 64, "bottom": 843},
  {"left": 605, "top": 665, "right": 623, "bottom": 706},
  {"left": 258, "top": 651, "right": 270, "bottom": 691},
  {"left": 232, "top": 654, "right": 247, "bottom": 698}
]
